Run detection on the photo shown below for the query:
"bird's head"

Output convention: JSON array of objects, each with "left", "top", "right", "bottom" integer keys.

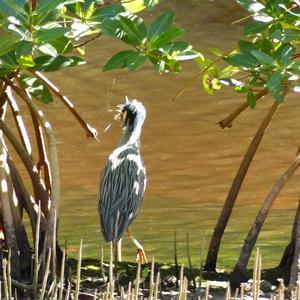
[{"left": 115, "top": 98, "right": 146, "bottom": 132}]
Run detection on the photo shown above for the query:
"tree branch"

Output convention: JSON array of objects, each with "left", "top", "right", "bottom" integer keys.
[
  {"left": 29, "top": 70, "right": 99, "bottom": 140},
  {"left": 218, "top": 88, "right": 269, "bottom": 129}
]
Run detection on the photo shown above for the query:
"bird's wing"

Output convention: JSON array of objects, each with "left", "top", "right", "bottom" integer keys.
[{"left": 98, "top": 146, "right": 146, "bottom": 242}]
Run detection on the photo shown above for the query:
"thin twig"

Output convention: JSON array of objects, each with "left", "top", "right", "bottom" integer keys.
[{"left": 74, "top": 32, "right": 102, "bottom": 48}]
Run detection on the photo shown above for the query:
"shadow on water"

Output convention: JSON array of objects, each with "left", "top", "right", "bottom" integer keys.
[{"left": 26, "top": 0, "right": 300, "bottom": 269}]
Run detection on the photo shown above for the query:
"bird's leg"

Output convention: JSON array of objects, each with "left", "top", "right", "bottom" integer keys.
[
  {"left": 114, "top": 238, "right": 122, "bottom": 262},
  {"left": 125, "top": 229, "right": 147, "bottom": 264}
]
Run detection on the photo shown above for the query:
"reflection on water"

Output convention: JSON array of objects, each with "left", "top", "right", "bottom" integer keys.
[{"left": 38, "top": 0, "right": 300, "bottom": 269}]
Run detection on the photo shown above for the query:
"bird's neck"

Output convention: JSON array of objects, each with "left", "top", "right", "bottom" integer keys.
[{"left": 119, "top": 124, "right": 141, "bottom": 148}]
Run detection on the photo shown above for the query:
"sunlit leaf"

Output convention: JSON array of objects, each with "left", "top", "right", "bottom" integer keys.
[
  {"left": 90, "top": 3, "right": 125, "bottom": 23},
  {"left": 148, "top": 27, "right": 185, "bottom": 49},
  {"left": 19, "top": 74, "right": 54, "bottom": 103},
  {"left": 35, "top": 27, "right": 69, "bottom": 43},
  {"left": 127, "top": 51, "right": 147, "bottom": 71},
  {"left": 33, "top": 55, "right": 85, "bottom": 72},
  {"left": 122, "top": 0, "right": 145, "bottom": 13},
  {"left": 103, "top": 50, "right": 135, "bottom": 71},
  {"left": 119, "top": 15, "right": 147, "bottom": 46},
  {"left": 18, "top": 54, "right": 35, "bottom": 68},
  {"left": 38, "top": 43, "right": 58, "bottom": 57},
  {"left": 148, "top": 11, "right": 174, "bottom": 41}
]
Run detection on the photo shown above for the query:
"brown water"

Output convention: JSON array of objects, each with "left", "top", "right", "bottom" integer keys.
[{"left": 36, "top": 1, "right": 300, "bottom": 270}]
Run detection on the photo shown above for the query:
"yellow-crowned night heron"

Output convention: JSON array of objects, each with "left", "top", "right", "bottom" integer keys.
[{"left": 98, "top": 99, "right": 147, "bottom": 263}]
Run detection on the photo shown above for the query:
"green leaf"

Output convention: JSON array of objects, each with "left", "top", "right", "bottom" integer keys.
[
  {"left": 250, "top": 50, "right": 276, "bottom": 66},
  {"left": 119, "top": 15, "right": 147, "bottom": 46},
  {"left": 90, "top": 3, "right": 125, "bottom": 23},
  {"left": 0, "top": 0, "right": 27, "bottom": 22},
  {"left": 35, "top": 27, "right": 69, "bottom": 43},
  {"left": 38, "top": 44, "right": 58, "bottom": 57},
  {"left": 247, "top": 90, "right": 256, "bottom": 108},
  {"left": 270, "top": 29, "right": 300, "bottom": 42},
  {"left": 33, "top": 55, "right": 85, "bottom": 72},
  {"left": 275, "top": 44, "right": 294, "bottom": 66},
  {"left": 267, "top": 72, "right": 284, "bottom": 102},
  {"left": 0, "top": 35, "right": 18, "bottom": 56},
  {"left": 19, "top": 74, "right": 53, "bottom": 103},
  {"left": 239, "top": 40, "right": 257, "bottom": 53},
  {"left": 244, "top": 21, "right": 269, "bottom": 36},
  {"left": 103, "top": 50, "right": 135, "bottom": 71},
  {"left": 35, "top": 0, "right": 63, "bottom": 15},
  {"left": 225, "top": 53, "right": 258, "bottom": 69},
  {"left": 50, "top": 36, "right": 73, "bottom": 54},
  {"left": 148, "top": 11, "right": 174, "bottom": 41},
  {"left": 15, "top": 41, "right": 33, "bottom": 58},
  {"left": 148, "top": 27, "right": 185, "bottom": 49},
  {"left": 97, "top": 19, "right": 122, "bottom": 37},
  {"left": 127, "top": 51, "right": 147, "bottom": 71}
]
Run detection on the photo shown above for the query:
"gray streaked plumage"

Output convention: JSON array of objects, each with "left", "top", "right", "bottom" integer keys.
[{"left": 98, "top": 99, "right": 146, "bottom": 242}]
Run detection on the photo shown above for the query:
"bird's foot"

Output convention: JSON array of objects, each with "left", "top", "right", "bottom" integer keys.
[{"left": 136, "top": 248, "right": 147, "bottom": 264}]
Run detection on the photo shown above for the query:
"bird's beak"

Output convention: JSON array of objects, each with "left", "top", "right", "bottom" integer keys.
[{"left": 120, "top": 111, "right": 127, "bottom": 131}]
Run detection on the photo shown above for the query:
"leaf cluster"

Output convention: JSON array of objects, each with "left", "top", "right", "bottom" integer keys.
[
  {"left": 0, "top": 0, "right": 197, "bottom": 103},
  {"left": 198, "top": 0, "right": 300, "bottom": 107}
]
